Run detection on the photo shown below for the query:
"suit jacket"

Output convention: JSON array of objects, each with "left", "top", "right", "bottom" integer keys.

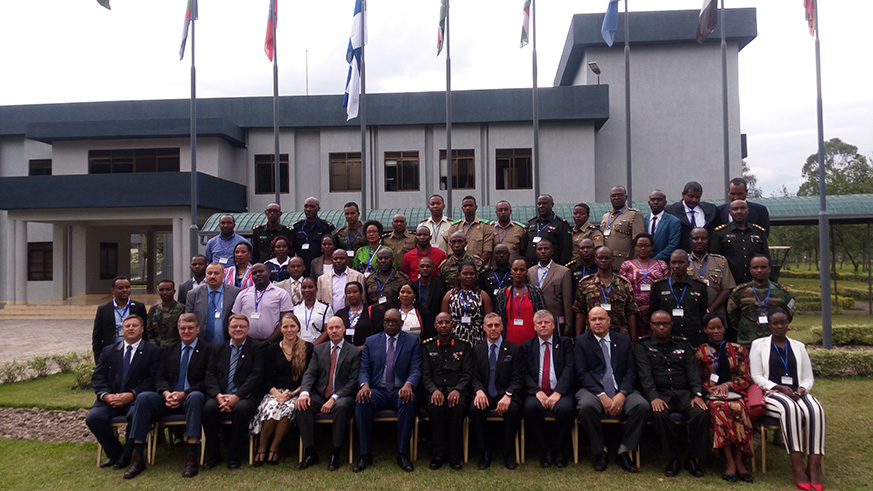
[
  {"left": 521, "top": 334, "right": 575, "bottom": 396},
  {"left": 154, "top": 339, "right": 210, "bottom": 394},
  {"left": 205, "top": 338, "right": 267, "bottom": 401},
  {"left": 185, "top": 284, "right": 241, "bottom": 342},
  {"left": 177, "top": 278, "right": 204, "bottom": 307},
  {"left": 716, "top": 201, "right": 771, "bottom": 235},
  {"left": 309, "top": 256, "right": 327, "bottom": 280},
  {"left": 471, "top": 339, "right": 524, "bottom": 403},
  {"left": 645, "top": 212, "right": 682, "bottom": 262},
  {"left": 91, "top": 300, "right": 149, "bottom": 360},
  {"left": 92, "top": 339, "right": 162, "bottom": 398},
  {"left": 527, "top": 262, "right": 574, "bottom": 333},
  {"left": 358, "top": 331, "right": 422, "bottom": 389},
  {"left": 664, "top": 200, "right": 718, "bottom": 252},
  {"left": 300, "top": 341, "right": 362, "bottom": 399},
  {"left": 316, "top": 269, "right": 366, "bottom": 307},
  {"left": 573, "top": 330, "right": 637, "bottom": 396},
  {"left": 336, "top": 305, "right": 380, "bottom": 346}
]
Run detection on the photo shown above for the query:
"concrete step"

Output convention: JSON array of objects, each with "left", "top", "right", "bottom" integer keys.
[{"left": 0, "top": 304, "right": 98, "bottom": 319}]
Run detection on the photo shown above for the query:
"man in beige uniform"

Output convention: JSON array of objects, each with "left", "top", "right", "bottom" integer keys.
[
  {"left": 382, "top": 213, "right": 416, "bottom": 270},
  {"left": 687, "top": 227, "right": 735, "bottom": 315},
  {"left": 600, "top": 186, "right": 644, "bottom": 271},
  {"left": 571, "top": 203, "right": 604, "bottom": 261},
  {"left": 448, "top": 195, "right": 495, "bottom": 265},
  {"left": 419, "top": 194, "right": 453, "bottom": 254},
  {"left": 492, "top": 200, "right": 526, "bottom": 265}
]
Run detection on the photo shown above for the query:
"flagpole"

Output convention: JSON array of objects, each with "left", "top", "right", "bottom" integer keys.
[
  {"left": 531, "top": 0, "right": 540, "bottom": 200},
  {"left": 719, "top": 0, "right": 730, "bottom": 203},
  {"left": 360, "top": 0, "right": 368, "bottom": 218},
  {"left": 623, "top": 0, "right": 632, "bottom": 205},
  {"left": 272, "top": 1, "right": 281, "bottom": 205},
  {"left": 189, "top": 3, "right": 199, "bottom": 259},
  {"left": 445, "top": 0, "right": 453, "bottom": 215},
  {"left": 813, "top": 0, "right": 832, "bottom": 349}
]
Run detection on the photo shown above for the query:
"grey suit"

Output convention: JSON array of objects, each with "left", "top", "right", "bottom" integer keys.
[
  {"left": 177, "top": 278, "right": 204, "bottom": 307},
  {"left": 527, "top": 262, "right": 574, "bottom": 335},
  {"left": 184, "top": 284, "right": 241, "bottom": 344}
]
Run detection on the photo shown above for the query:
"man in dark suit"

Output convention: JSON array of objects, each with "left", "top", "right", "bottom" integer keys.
[
  {"left": 645, "top": 190, "right": 682, "bottom": 261},
  {"left": 177, "top": 255, "right": 207, "bottom": 307},
  {"left": 469, "top": 312, "right": 524, "bottom": 470},
  {"left": 415, "top": 256, "right": 447, "bottom": 340},
  {"left": 86, "top": 314, "right": 161, "bottom": 470},
  {"left": 716, "top": 177, "right": 770, "bottom": 234},
  {"left": 91, "top": 276, "right": 149, "bottom": 361},
  {"left": 521, "top": 310, "right": 575, "bottom": 468},
  {"left": 664, "top": 181, "right": 718, "bottom": 252},
  {"left": 575, "top": 306, "right": 650, "bottom": 473},
  {"left": 527, "top": 240, "right": 574, "bottom": 336},
  {"left": 123, "top": 313, "right": 209, "bottom": 479},
  {"left": 185, "top": 262, "right": 241, "bottom": 345},
  {"left": 295, "top": 316, "right": 361, "bottom": 471},
  {"left": 202, "top": 314, "right": 266, "bottom": 469},
  {"left": 353, "top": 308, "right": 422, "bottom": 473}
]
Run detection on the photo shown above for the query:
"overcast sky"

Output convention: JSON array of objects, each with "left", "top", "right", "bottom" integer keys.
[{"left": 0, "top": 1, "right": 869, "bottom": 197}]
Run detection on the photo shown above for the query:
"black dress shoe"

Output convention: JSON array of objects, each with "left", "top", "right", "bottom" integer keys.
[
  {"left": 328, "top": 453, "right": 342, "bottom": 472},
  {"left": 593, "top": 451, "right": 609, "bottom": 472},
  {"left": 295, "top": 454, "right": 319, "bottom": 470},
  {"left": 616, "top": 452, "right": 638, "bottom": 473},
  {"left": 182, "top": 452, "right": 199, "bottom": 478},
  {"left": 449, "top": 459, "right": 463, "bottom": 471},
  {"left": 686, "top": 458, "right": 703, "bottom": 478},
  {"left": 397, "top": 453, "right": 414, "bottom": 472},
  {"left": 113, "top": 458, "right": 130, "bottom": 470},
  {"left": 353, "top": 455, "right": 372, "bottom": 473},
  {"left": 739, "top": 472, "right": 754, "bottom": 483},
  {"left": 554, "top": 453, "right": 568, "bottom": 468},
  {"left": 227, "top": 461, "right": 241, "bottom": 470},
  {"left": 540, "top": 449, "right": 553, "bottom": 468},
  {"left": 429, "top": 455, "right": 444, "bottom": 470},
  {"left": 99, "top": 458, "right": 117, "bottom": 469},
  {"left": 504, "top": 457, "right": 518, "bottom": 470},
  {"left": 665, "top": 459, "right": 681, "bottom": 477},
  {"left": 123, "top": 452, "right": 146, "bottom": 480},
  {"left": 724, "top": 473, "right": 738, "bottom": 482},
  {"left": 478, "top": 451, "right": 492, "bottom": 470},
  {"left": 202, "top": 459, "right": 220, "bottom": 470}
]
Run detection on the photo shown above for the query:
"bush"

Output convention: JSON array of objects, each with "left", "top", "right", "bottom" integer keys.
[
  {"left": 794, "top": 295, "right": 854, "bottom": 313},
  {"left": 0, "top": 360, "right": 27, "bottom": 384},
  {"left": 71, "top": 358, "right": 95, "bottom": 391},
  {"left": 842, "top": 287, "right": 871, "bottom": 301},
  {"left": 49, "top": 351, "right": 85, "bottom": 373},
  {"left": 26, "top": 355, "right": 54, "bottom": 378},
  {"left": 808, "top": 348, "right": 873, "bottom": 377},
  {"left": 810, "top": 325, "right": 873, "bottom": 345},
  {"left": 780, "top": 270, "right": 869, "bottom": 282}
]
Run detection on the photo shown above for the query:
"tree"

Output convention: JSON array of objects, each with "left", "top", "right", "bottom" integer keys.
[{"left": 741, "top": 160, "right": 763, "bottom": 198}]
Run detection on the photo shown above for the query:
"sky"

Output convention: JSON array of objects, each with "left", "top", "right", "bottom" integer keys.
[{"left": 0, "top": 1, "right": 869, "bottom": 197}]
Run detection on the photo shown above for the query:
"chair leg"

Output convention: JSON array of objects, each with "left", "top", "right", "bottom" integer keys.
[
  {"left": 520, "top": 420, "right": 525, "bottom": 464},
  {"left": 299, "top": 435, "right": 304, "bottom": 463},
  {"left": 349, "top": 419, "right": 354, "bottom": 465},
  {"left": 200, "top": 428, "right": 206, "bottom": 465},
  {"left": 572, "top": 419, "right": 579, "bottom": 464},
  {"left": 761, "top": 426, "right": 767, "bottom": 474},
  {"left": 514, "top": 433, "right": 520, "bottom": 464},
  {"left": 249, "top": 435, "right": 255, "bottom": 465},
  {"left": 96, "top": 443, "right": 103, "bottom": 468},
  {"left": 412, "top": 416, "right": 419, "bottom": 461},
  {"left": 463, "top": 418, "right": 469, "bottom": 464}
]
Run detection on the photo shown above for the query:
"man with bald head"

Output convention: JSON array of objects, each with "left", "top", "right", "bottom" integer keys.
[
  {"left": 715, "top": 177, "right": 770, "bottom": 233},
  {"left": 204, "top": 214, "right": 251, "bottom": 269},
  {"left": 402, "top": 225, "right": 447, "bottom": 281},
  {"left": 710, "top": 199, "right": 770, "bottom": 285},
  {"left": 492, "top": 200, "right": 526, "bottom": 264},
  {"left": 365, "top": 248, "right": 410, "bottom": 312},
  {"left": 601, "top": 186, "right": 645, "bottom": 271},
  {"left": 251, "top": 202, "right": 294, "bottom": 264},
  {"left": 524, "top": 194, "right": 573, "bottom": 266},
  {"left": 382, "top": 213, "right": 416, "bottom": 270},
  {"left": 573, "top": 246, "right": 639, "bottom": 337},
  {"left": 645, "top": 190, "right": 681, "bottom": 261},
  {"left": 293, "top": 197, "right": 336, "bottom": 277}
]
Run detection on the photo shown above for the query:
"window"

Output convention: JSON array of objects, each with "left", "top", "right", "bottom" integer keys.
[
  {"left": 28, "top": 159, "right": 52, "bottom": 176},
  {"left": 100, "top": 243, "right": 119, "bottom": 280},
  {"left": 88, "top": 148, "right": 180, "bottom": 174},
  {"left": 439, "top": 149, "right": 475, "bottom": 190},
  {"left": 329, "top": 152, "right": 362, "bottom": 192},
  {"left": 254, "top": 154, "right": 290, "bottom": 194},
  {"left": 384, "top": 151, "right": 419, "bottom": 192},
  {"left": 496, "top": 148, "right": 532, "bottom": 189},
  {"left": 27, "top": 242, "right": 52, "bottom": 281}
]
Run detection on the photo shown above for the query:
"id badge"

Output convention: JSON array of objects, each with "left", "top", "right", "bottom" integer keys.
[
  {"left": 250, "top": 312, "right": 261, "bottom": 320},
  {"left": 640, "top": 284, "right": 651, "bottom": 292},
  {"left": 219, "top": 257, "right": 228, "bottom": 264},
  {"left": 781, "top": 376, "right": 794, "bottom": 385},
  {"left": 672, "top": 308, "right": 685, "bottom": 317},
  {"left": 493, "top": 289, "right": 499, "bottom": 297},
  {"left": 603, "top": 229, "right": 611, "bottom": 237},
  {"left": 513, "top": 318, "right": 524, "bottom": 326},
  {"left": 461, "top": 315, "right": 472, "bottom": 324},
  {"left": 116, "top": 325, "right": 123, "bottom": 337},
  {"left": 431, "top": 243, "right": 439, "bottom": 248},
  {"left": 214, "top": 311, "right": 221, "bottom": 319},
  {"left": 710, "top": 373, "right": 720, "bottom": 383},
  {"left": 347, "top": 250, "right": 355, "bottom": 257},
  {"left": 758, "top": 315, "right": 768, "bottom": 324},
  {"left": 347, "top": 328, "right": 355, "bottom": 337},
  {"left": 379, "top": 296, "right": 388, "bottom": 305},
  {"left": 600, "top": 303, "right": 611, "bottom": 311},
  {"left": 532, "top": 236, "right": 542, "bottom": 244},
  {"left": 301, "top": 243, "right": 311, "bottom": 250}
]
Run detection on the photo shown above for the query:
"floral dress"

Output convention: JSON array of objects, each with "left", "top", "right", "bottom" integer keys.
[
  {"left": 619, "top": 258, "right": 669, "bottom": 337},
  {"left": 695, "top": 341, "right": 753, "bottom": 455}
]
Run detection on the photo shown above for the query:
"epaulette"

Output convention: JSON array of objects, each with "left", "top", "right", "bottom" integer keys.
[
  {"left": 564, "top": 260, "right": 575, "bottom": 267},
  {"left": 751, "top": 223, "right": 766, "bottom": 232},
  {"left": 456, "top": 338, "right": 471, "bottom": 345},
  {"left": 637, "top": 334, "right": 652, "bottom": 340},
  {"left": 324, "top": 220, "right": 334, "bottom": 227},
  {"left": 252, "top": 225, "right": 260, "bottom": 231},
  {"left": 671, "top": 335, "right": 688, "bottom": 341},
  {"left": 293, "top": 219, "right": 305, "bottom": 226},
  {"left": 714, "top": 224, "right": 728, "bottom": 231},
  {"left": 688, "top": 277, "right": 706, "bottom": 286},
  {"left": 555, "top": 215, "right": 570, "bottom": 224},
  {"left": 422, "top": 337, "right": 436, "bottom": 344},
  {"left": 514, "top": 220, "right": 525, "bottom": 227},
  {"left": 588, "top": 223, "right": 602, "bottom": 230},
  {"left": 451, "top": 219, "right": 462, "bottom": 225},
  {"left": 652, "top": 277, "right": 670, "bottom": 284}
]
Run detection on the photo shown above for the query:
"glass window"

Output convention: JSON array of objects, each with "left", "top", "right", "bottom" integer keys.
[
  {"left": 254, "top": 154, "right": 290, "bottom": 194},
  {"left": 27, "top": 242, "right": 53, "bottom": 281},
  {"left": 439, "top": 149, "right": 475, "bottom": 190},
  {"left": 384, "top": 151, "right": 419, "bottom": 192},
  {"left": 329, "top": 152, "right": 362, "bottom": 192},
  {"left": 495, "top": 148, "right": 532, "bottom": 190},
  {"left": 28, "top": 159, "right": 52, "bottom": 176},
  {"left": 88, "top": 148, "right": 180, "bottom": 174}
]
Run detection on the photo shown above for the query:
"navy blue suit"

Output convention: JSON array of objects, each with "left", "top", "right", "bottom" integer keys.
[
  {"left": 716, "top": 200, "right": 770, "bottom": 235},
  {"left": 646, "top": 212, "right": 681, "bottom": 262},
  {"left": 521, "top": 334, "right": 575, "bottom": 458},
  {"left": 664, "top": 200, "right": 718, "bottom": 252},
  {"left": 356, "top": 331, "right": 422, "bottom": 456}
]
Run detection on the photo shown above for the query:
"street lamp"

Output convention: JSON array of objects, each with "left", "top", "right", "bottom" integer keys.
[{"left": 588, "top": 61, "right": 601, "bottom": 85}]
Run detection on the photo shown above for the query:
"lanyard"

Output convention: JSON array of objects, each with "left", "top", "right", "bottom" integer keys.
[
  {"left": 210, "top": 289, "right": 222, "bottom": 311},
  {"left": 494, "top": 270, "right": 510, "bottom": 288},
  {"left": 415, "top": 247, "right": 432, "bottom": 260},
  {"left": 301, "top": 222, "right": 316, "bottom": 244},
  {"left": 431, "top": 221, "right": 444, "bottom": 243},
  {"left": 496, "top": 222, "right": 511, "bottom": 244},
  {"left": 303, "top": 303, "right": 315, "bottom": 331},
  {"left": 636, "top": 259, "right": 651, "bottom": 283},
  {"left": 536, "top": 264, "right": 549, "bottom": 287},
  {"left": 375, "top": 269, "right": 395, "bottom": 296},
  {"left": 600, "top": 283, "right": 612, "bottom": 302},
  {"left": 366, "top": 245, "right": 381, "bottom": 270},
  {"left": 346, "top": 225, "right": 362, "bottom": 247},
  {"left": 536, "top": 214, "right": 555, "bottom": 237},
  {"left": 581, "top": 264, "right": 591, "bottom": 277},
  {"left": 418, "top": 279, "right": 430, "bottom": 301},
  {"left": 461, "top": 289, "right": 471, "bottom": 316},
  {"left": 772, "top": 340, "right": 790, "bottom": 376},
  {"left": 708, "top": 340, "right": 725, "bottom": 373},
  {"left": 606, "top": 208, "right": 626, "bottom": 229},
  {"left": 668, "top": 277, "right": 688, "bottom": 306},
  {"left": 511, "top": 286, "right": 526, "bottom": 318},
  {"left": 462, "top": 220, "right": 475, "bottom": 237},
  {"left": 349, "top": 305, "right": 363, "bottom": 326},
  {"left": 693, "top": 254, "right": 709, "bottom": 279},
  {"left": 752, "top": 282, "right": 772, "bottom": 311},
  {"left": 253, "top": 287, "right": 267, "bottom": 312},
  {"left": 218, "top": 235, "right": 234, "bottom": 256},
  {"left": 114, "top": 299, "right": 131, "bottom": 321}
]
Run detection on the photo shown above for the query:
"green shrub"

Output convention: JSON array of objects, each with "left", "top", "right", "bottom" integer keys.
[
  {"left": 794, "top": 296, "right": 854, "bottom": 313},
  {"left": 26, "top": 355, "right": 54, "bottom": 378},
  {"left": 842, "top": 287, "right": 871, "bottom": 301},
  {"left": 808, "top": 348, "right": 873, "bottom": 377},
  {"left": 0, "top": 360, "right": 27, "bottom": 384},
  {"left": 71, "top": 358, "right": 95, "bottom": 391},
  {"left": 49, "top": 351, "right": 84, "bottom": 373},
  {"left": 780, "top": 270, "right": 868, "bottom": 282},
  {"left": 810, "top": 325, "right": 873, "bottom": 345}
]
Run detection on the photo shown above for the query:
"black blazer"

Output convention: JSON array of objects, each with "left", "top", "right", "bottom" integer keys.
[
  {"left": 155, "top": 340, "right": 210, "bottom": 394},
  {"left": 664, "top": 200, "right": 718, "bottom": 252},
  {"left": 521, "top": 334, "right": 575, "bottom": 396},
  {"left": 715, "top": 201, "right": 770, "bottom": 235},
  {"left": 573, "top": 330, "right": 637, "bottom": 396},
  {"left": 92, "top": 339, "right": 162, "bottom": 398},
  {"left": 299, "top": 341, "right": 362, "bottom": 399},
  {"left": 471, "top": 339, "right": 524, "bottom": 403},
  {"left": 416, "top": 277, "right": 447, "bottom": 340},
  {"left": 335, "top": 305, "right": 381, "bottom": 346},
  {"left": 92, "top": 300, "right": 149, "bottom": 360},
  {"left": 177, "top": 279, "right": 203, "bottom": 307},
  {"left": 205, "top": 338, "right": 267, "bottom": 402}
]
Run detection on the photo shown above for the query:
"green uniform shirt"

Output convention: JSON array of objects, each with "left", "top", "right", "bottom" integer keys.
[
  {"left": 365, "top": 269, "right": 411, "bottom": 312},
  {"left": 573, "top": 273, "right": 639, "bottom": 334},
  {"left": 634, "top": 335, "right": 703, "bottom": 402},
  {"left": 439, "top": 253, "right": 484, "bottom": 289},
  {"left": 333, "top": 222, "right": 368, "bottom": 252},
  {"left": 710, "top": 221, "right": 769, "bottom": 285},
  {"left": 570, "top": 221, "right": 605, "bottom": 261},
  {"left": 727, "top": 281, "right": 795, "bottom": 346}
]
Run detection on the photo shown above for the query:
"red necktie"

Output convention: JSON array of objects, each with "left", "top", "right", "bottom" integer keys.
[
  {"left": 325, "top": 344, "right": 338, "bottom": 399},
  {"left": 541, "top": 341, "right": 552, "bottom": 396}
]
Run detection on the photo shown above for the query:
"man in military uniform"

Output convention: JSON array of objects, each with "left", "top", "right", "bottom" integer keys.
[
  {"left": 448, "top": 196, "right": 495, "bottom": 265},
  {"left": 382, "top": 213, "right": 416, "bottom": 270},
  {"left": 251, "top": 202, "right": 294, "bottom": 264},
  {"left": 571, "top": 203, "right": 604, "bottom": 261},
  {"left": 419, "top": 194, "right": 453, "bottom": 254},
  {"left": 727, "top": 254, "right": 796, "bottom": 347},
  {"left": 710, "top": 200, "right": 770, "bottom": 285},
  {"left": 365, "top": 248, "right": 410, "bottom": 312},
  {"left": 566, "top": 238, "right": 598, "bottom": 294},
  {"left": 439, "top": 231, "right": 484, "bottom": 289},
  {"left": 524, "top": 194, "right": 573, "bottom": 266},
  {"left": 600, "top": 186, "right": 645, "bottom": 271},
  {"left": 333, "top": 201, "right": 368, "bottom": 253},
  {"left": 650, "top": 250, "right": 709, "bottom": 347},
  {"left": 688, "top": 228, "right": 736, "bottom": 316},
  {"left": 573, "top": 246, "right": 639, "bottom": 337},
  {"left": 480, "top": 244, "right": 513, "bottom": 299},
  {"left": 421, "top": 312, "right": 473, "bottom": 470},
  {"left": 293, "top": 197, "right": 336, "bottom": 277},
  {"left": 634, "top": 310, "right": 708, "bottom": 478},
  {"left": 492, "top": 200, "right": 526, "bottom": 264}
]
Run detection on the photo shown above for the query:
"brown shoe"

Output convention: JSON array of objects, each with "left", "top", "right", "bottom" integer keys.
[
  {"left": 182, "top": 452, "right": 199, "bottom": 478},
  {"left": 123, "top": 452, "right": 146, "bottom": 480}
]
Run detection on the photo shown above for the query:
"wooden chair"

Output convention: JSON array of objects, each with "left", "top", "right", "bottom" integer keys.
[
  {"left": 350, "top": 409, "right": 415, "bottom": 461},
  {"left": 519, "top": 411, "right": 579, "bottom": 464},
  {"left": 148, "top": 413, "right": 205, "bottom": 465},
  {"left": 297, "top": 413, "right": 355, "bottom": 465},
  {"left": 462, "top": 410, "right": 520, "bottom": 464},
  {"left": 199, "top": 416, "right": 253, "bottom": 465},
  {"left": 599, "top": 418, "right": 640, "bottom": 467},
  {"left": 95, "top": 416, "right": 135, "bottom": 467}
]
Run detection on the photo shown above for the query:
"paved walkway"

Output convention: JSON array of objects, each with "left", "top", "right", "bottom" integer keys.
[{"left": 0, "top": 319, "right": 92, "bottom": 364}]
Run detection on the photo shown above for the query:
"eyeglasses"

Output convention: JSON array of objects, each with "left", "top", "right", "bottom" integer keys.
[{"left": 178, "top": 326, "right": 198, "bottom": 331}]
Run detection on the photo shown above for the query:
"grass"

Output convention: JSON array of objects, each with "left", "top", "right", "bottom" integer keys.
[
  {"left": 0, "top": 373, "right": 94, "bottom": 410},
  {"left": 788, "top": 314, "right": 873, "bottom": 344},
  {"left": 780, "top": 276, "right": 871, "bottom": 296}
]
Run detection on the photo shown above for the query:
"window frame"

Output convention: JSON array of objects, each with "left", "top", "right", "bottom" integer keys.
[
  {"left": 439, "top": 149, "right": 476, "bottom": 190},
  {"left": 495, "top": 148, "right": 533, "bottom": 190},
  {"left": 254, "top": 153, "right": 290, "bottom": 195},
  {"left": 27, "top": 242, "right": 53, "bottom": 281},
  {"left": 329, "top": 152, "right": 363, "bottom": 192},
  {"left": 384, "top": 151, "right": 420, "bottom": 192}
]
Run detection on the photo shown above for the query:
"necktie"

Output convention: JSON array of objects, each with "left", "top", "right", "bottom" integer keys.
[
  {"left": 174, "top": 345, "right": 192, "bottom": 392},
  {"left": 207, "top": 290, "right": 217, "bottom": 340},
  {"left": 541, "top": 341, "right": 552, "bottom": 396},
  {"left": 122, "top": 345, "right": 133, "bottom": 385},
  {"left": 650, "top": 215, "right": 658, "bottom": 235},
  {"left": 689, "top": 209, "right": 698, "bottom": 228},
  {"left": 385, "top": 336, "right": 396, "bottom": 391},
  {"left": 325, "top": 344, "right": 339, "bottom": 399},
  {"left": 292, "top": 282, "right": 302, "bottom": 304},
  {"left": 600, "top": 338, "right": 617, "bottom": 397},
  {"left": 227, "top": 345, "right": 240, "bottom": 394},
  {"left": 488, "top": 344, "right": 498, "bottom": 398}
]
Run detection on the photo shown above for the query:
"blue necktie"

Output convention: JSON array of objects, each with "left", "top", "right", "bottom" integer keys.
[
  {"left": 488, "top": 344, "right": 498, "bottom": 398},
  {"left": 207, "top": 290, "right": 218, "bottom": 343},
  {"left": 600, "top": 338, "right": 617, "bottom": 397},
  {"left": 174, "top": 345, "right": 192, "bottom": 392},
  {"left": 227, "top": 345, "right": 240, "bottom": 394},
  {"left": 121, "top": 345, "right": 133, "bottom": 385},
  {"left": 689, "top": 209, "right": 698, "bottom": 228},
  {"left": 385, "top": 337, "right": 396, "bottom": 391}
]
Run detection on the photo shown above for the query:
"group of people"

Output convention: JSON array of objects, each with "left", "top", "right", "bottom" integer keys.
[{"left": 85, "top": 178, "right": 824, "bottom": 489}]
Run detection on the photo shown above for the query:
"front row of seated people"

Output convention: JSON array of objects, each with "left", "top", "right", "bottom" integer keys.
[{"left": 87, "top": 306, "right": 823, "bottom": 489}]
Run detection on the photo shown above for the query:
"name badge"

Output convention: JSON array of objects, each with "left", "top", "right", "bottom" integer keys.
[
  {"left": 250, "top": 312, "right": 261, "bottom": 320},
  {"left": 672, "top": 308, "right": 684, "bottom": 317},
  {"left": 640, "top": 284, "right": 651, "bottom": 292},
  {"left": 461, "top": 315, "right": 472, "bottom": 324},
  {"left": 703, "top": 279, "right": 710, "bottom": 286},
  {"left": 379, "top": 296, "right": 388, "bottom": 305},
  {"left": 600, "top": 303, "right": 611, "bottom": 311},
  {"left": 116, "top": 326, "right": 124, "bottom": 337},
  {"left": 758, "top": 315, "right": 769, "bottom": 324},
  {"left": 347, "top": 328, "right": 355, "bottom": 337},
  {"left": 532, "top": 237, "right": 542, "bottom": 244},
  {"left": 347, "top": 250, "right": 355, "bottom": 257},
  {"left": 301, "top": 243, "right": 310, "bottom": 250},
  {"left": 781, "top": 376, "right": 794, "bottom": 385},
  {"left": 431, "top": 243, "right": 439, "bottom": 248},
  {"left": 603, "top": 229, "right": 611, "bottom": 237},
  {"left": 709, "top": 373, "right": 720, "bottom": 383},
  {"left": 558, "top": 316, "right": 565, "bottom": 325},
  {"left": 513, "top": 318, "right": 524, "bottom": 326},
  {"left": 493, "top": 289, "right": 499, "bottom": 297},
  {"left": 214, "top": 311, "right": 221, "bottom": 319},
  {"left": 219, "top": 257, "right": 228, "bottom": 264}
]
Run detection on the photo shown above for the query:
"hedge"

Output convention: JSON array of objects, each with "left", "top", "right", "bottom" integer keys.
[
  {"left": 842, "top": 287, "right": 872, "bottom": 301},
  {"left": 810, "top": 325, "right": 873, "bottom": 346},
  {"left": 807, "top": 348, "right": 873, "bottom": 377},
  {"left": 780, "top": 270, "right": 869, "bottom": 282}
]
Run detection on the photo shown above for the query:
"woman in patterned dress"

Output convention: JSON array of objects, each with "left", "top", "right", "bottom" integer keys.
[
  {"left": 440, "top": 261, "right": 492, "bottom": 345},
  {"left": 224, "top": 242, "right": 255, "bottom": 289},
  {"left": 695, "top": 312, "right": 754, "bottom": 483},
  {"left": 353, "top": 220, "right": 390, "bottom": 277},
  {"left": 619, "top": 233, "right": 669, "bottom": 337}
]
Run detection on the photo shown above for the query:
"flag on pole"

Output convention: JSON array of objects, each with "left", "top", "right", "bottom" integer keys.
[
  {"left": 179, "top": 0, "right": 198, "bottom": 60},
  {"left": 601, "top": 0, "right": 619, "bottom": 47},
  {"left": 265, "top": 0, "right": 277, "bottom": 61},
  {"left": 343, "top": 0, "right": 366, "bottom": 121},
  {"left": 96, "top": 0, "right": 111, "bottom": 9},
  {"left": 695, "top": 0, "right": 718, "bottom": 44},
  {"left": 520, "top": 0, "right": 531, "bottom": 48},
  {"left": 804, "top": 0, "right": 816, "bottom": 36},
  {"left": 437, "top": 0, "right": 447, "bottom": 55}
]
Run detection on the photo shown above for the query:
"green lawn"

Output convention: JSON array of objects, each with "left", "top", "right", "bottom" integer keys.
[
  {"left": 780, "top": 276, "right": 871, "bottom": 295},
  {"left": 0, "top": 373, "right": 94, "bottom": 410}
]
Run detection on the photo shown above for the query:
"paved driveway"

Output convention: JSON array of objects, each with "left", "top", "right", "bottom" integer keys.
[{"left": 0, "top": 319, "right": 92, "bottom": 364}]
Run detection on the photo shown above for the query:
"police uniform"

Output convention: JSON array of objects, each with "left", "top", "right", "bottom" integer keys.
[
  {"left": 439, "top": 253, "right": 484, "bottom": 289},
  {"left": 447, "top": 217, "right": 495, "bottom": 263},
  {"left": 293, "top": 218, "right": 336, "bottom": 277},
  {"left": 688, "top": 252, "right": 736, "bottom": 313},
  {"left": 251, "top": 223, "right": 295, "bottom": 264},
  {"left": 727, "top": 281, "right": 796, "bottom": 346},
  {"left": 492, "top": 220, "right": 526, "bottom": 264},
  {"left": 364, "top": 269, "right": 410, "bottom": 312},
  {"left": 600, "top": 207, "right": 645, "bottom": 271},
  {"left": 573, "top": 273, "right": 639, "bottom": 334},
  {"left": 333, "top": 222, "right": 368, "bottom": 252},
  {"left": 523, "top": 214, "right": 573, "bottom": 266},
  {"left": 709, "top": 221, "right": 769, "bottom": 285},
  {"left": 649, "top": 277, "right": 709, "bottom": 347},
  {"left": 421, "top": 335, "right": 473, "bottom": 464},
  {"left": 479, "top": 265, "right": 513, "bottom": 299},
  {"left": 633, "top": 335, "right": 708, "bottom": 462},
  {"left": 381, "top": 230, "right": 416, "bottom": 270},
  {"left": 570, "top": 221, "right": 605, "bottom": 261},
  {"left": 565, "top": 259, "right": 596, "bottom": 294}
]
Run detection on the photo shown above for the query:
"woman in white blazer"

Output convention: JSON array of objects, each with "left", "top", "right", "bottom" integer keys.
[{"left": 749, "top": 307, "right": 825, "bottom": 491}]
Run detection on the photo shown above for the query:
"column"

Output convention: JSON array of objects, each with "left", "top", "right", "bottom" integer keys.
[
  {"left": 146, "top": 231, "right": 157, "bottom": 294},
  {"left": 14, "top": 220, "right": 27, "bottom": 304}
]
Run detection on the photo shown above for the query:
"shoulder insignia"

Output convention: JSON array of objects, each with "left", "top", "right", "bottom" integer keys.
[
  {"left": 514, "top": 221, "right": 525, "bottom": 227},
  {"left": 451, "top": 219, "right": 462, "bottom": 225},
  {"left": 555, "top": 216, "right": 570, "bottom": 224},
  {"left": 456, "top": 338, "right": 471, "bottom": 345},
  {"left": 325, "top": 220, "right": 334, "bottom": 227},
  {"left": 714, "top": 224, "right": 727, "bottom": 231},
  {"left": 652, "top": 277, "right": 669, "bottom": 284},
  {"left": 672, "top": 335, "right": 688, "bottom": 341},
  {"left": 751, "top": 223, "right": 766, "bottom": 231},
  {"left": 564, "top": 260, "right": 575, "bottom": 267},
  {"left": 423, "top": 337, "right": 436, "bottom": 344},
  {"left": 688, "top": 277, "right": 706, "bottom": 286},
  {"left": 588, "top": 224, "right": 601, "bottom": 230},
  {"left": 293, "top": 219, "right": 305, "bottom": 226}
]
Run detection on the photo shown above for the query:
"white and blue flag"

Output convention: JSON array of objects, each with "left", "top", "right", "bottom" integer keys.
[
  {"left": 343, "top": 0, "right": 367, "bottom": 121},
  {"left": 601, "top": 0, "right": 619, "bottom": 47}
]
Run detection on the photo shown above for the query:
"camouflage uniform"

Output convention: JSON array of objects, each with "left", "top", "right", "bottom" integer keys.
[
  {"left": 145, "top": 301, "right": 184, "bottom": 348},
  {"left": 570, "top": 221, "right": 605, "bottom": 261},
  {"left": 727, "top": 281, "right": 796, "bottom": 346},
  {"left": 573, "top": 273, "right": 639, "bottom": 334},
  {"left": 439, "top": 253, "right": 484, "bottom": 289},
  {"left": 333, "top": 222, "right": 368, "bottom": 252},
  {"left": 365, "top": 269, "right": 411, "bottom": 312}
]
